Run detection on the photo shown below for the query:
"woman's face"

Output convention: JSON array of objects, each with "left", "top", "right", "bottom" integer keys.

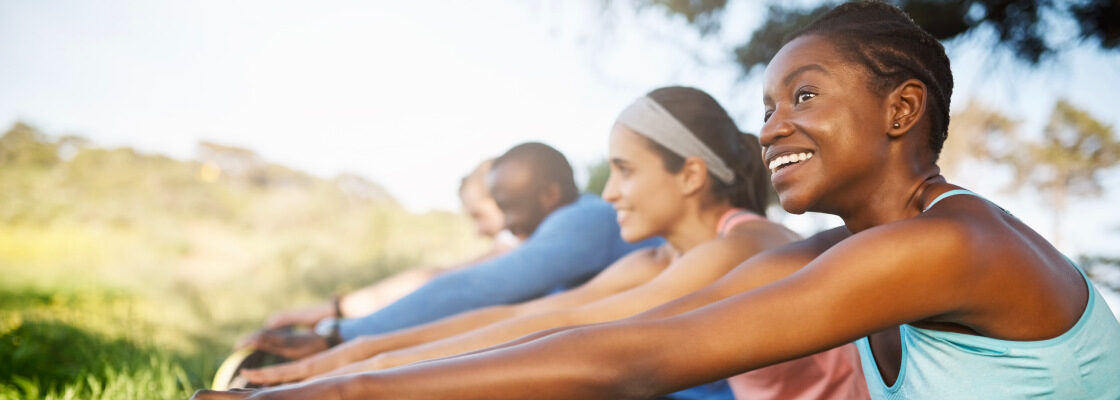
[
  {"left": 460, "top": 185, "right": 505, "bottom": 239},
  {"left": 760, "top": 34, "right": 892, "bottom": 215},
  {"left": 602, "top": 124, "right": 689, "bottom": 242}
]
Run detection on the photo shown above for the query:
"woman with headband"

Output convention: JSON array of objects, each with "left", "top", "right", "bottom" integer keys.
[{"left": 204, "top": 87, "right": 867, "bottom": 399}]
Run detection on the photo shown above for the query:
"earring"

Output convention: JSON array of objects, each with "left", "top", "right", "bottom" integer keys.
[{"left": 892, "top": 121, "right": 900, "bottom": 129}]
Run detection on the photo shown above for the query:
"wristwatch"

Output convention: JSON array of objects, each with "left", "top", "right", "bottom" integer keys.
[{"left": 313, "top": 317, "right": 342, "bottom": 347}]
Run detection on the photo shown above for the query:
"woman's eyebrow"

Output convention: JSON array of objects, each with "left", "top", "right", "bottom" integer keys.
[{"left": 783, "top": 63, "right": 828, "bottom": 86}]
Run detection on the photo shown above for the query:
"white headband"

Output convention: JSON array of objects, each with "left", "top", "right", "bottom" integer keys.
[{"left": 615, "top": 96, "right": 735, "bottom": 184}]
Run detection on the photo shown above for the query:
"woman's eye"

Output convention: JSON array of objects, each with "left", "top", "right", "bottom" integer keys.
[
  {"left": 795, "top": 91, "right": 817, "bottom": 105},
  {"left": 763, "top": 110, "right": 774, "bottom": 122}
]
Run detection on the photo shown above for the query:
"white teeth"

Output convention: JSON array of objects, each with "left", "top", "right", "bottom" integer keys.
[{"left": 768, "top": 152, "right": 814, "bottom": 172}]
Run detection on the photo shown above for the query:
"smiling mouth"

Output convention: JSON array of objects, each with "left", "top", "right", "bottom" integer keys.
[{"left": 768, "top": 152, "right": 814, "bottom": 173}]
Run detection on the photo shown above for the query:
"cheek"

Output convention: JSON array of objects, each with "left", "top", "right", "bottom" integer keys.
[{"left": 624, "top": 178, "right": 679, "bottom": 233}]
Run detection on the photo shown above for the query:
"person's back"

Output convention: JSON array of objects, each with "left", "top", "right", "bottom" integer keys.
[{"left": 855, "top": 189, "right": 1120, "bottom": 399}]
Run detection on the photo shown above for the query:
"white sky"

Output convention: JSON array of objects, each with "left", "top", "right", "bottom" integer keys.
[{"left": 2, "top": 0, "right": 1118, "bottom": 256}]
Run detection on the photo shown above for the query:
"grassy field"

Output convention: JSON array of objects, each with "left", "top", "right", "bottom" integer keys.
[{"left": 0, "top": 124, "right": 488, "bottom": 399}]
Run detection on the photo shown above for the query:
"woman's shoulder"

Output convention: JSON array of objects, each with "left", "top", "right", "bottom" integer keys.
[{"left": 722, "top": 217, "right": 802, "bottom": 248}]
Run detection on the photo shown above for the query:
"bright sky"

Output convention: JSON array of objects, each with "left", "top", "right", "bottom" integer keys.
[{"left": 2, "top": 0, "right": 1118, "bottom": 256}]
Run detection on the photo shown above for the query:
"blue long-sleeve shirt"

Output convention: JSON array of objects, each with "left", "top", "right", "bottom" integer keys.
[{"left": 339, "top": 194, "right": 663, "bottom": 340}]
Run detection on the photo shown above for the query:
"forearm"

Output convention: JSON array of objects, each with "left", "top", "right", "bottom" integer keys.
[
  {"left": 350, "top": 304, "right": 519, "bottom": 354},
  {"left": 338, "top": 321, "right": 688, "bottom": 400},
  {"left": 375, "top": 310, "right": 579, "bottom": 369},
  {"left": 338, "top": 244, "right": 591, "bottom": 339}
]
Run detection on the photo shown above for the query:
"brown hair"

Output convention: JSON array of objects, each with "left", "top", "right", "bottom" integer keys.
[{"left": 643, "top": 86, "right": 770, "bottom": 215}]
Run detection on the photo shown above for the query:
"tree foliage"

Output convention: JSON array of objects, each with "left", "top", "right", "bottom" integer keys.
[
  {"left": 1016, "top": 99, "right": 1120, "bottom": 200},
  {"left": 0, "top": 122, "right": 60, "bottom": 168},
  {"left": 620, "top": 0, "right": 1120, "bottom": 73},
  {"left": 945, "top": 100, "right": 1120, "bottom": 244}
]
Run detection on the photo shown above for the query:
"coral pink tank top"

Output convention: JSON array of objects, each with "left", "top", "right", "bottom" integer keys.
[{"left": 717, "top": 209, "right": 869, "bottom": 400}]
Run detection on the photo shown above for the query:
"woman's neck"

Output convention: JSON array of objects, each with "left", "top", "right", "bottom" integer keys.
[
  {"left": 663, "top": 203, "right": 734, "bottom": 257},
  {"left": 838, "top": 173, "right": 946, "bottom": 233}
]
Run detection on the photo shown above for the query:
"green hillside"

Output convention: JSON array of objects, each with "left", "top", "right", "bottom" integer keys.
[{"left": 0, "top": 122, "right": 488, "bottom": 399}]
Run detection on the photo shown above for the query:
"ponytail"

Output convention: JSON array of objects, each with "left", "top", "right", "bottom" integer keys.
[{"left": 642, "top": 86, "right": 770, "bottom": 215}]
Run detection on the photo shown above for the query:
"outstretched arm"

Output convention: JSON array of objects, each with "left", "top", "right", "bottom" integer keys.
[
  {"left": 327, "top": 225, "right": 795, "bottom": 375},
  {"left": 198, "top": 222, "right": 975, "bottom": 400},
  {"left": 359, "top": 227, "right": 843, "bottom": 371},
  {"left": 333, "top": 201, "right": 649, "bottom": 340},
  {"left": 240, "top": 247, "right": 663, "bottom": 384},
  {"left": 261, "top": 239, "right": 519, "bottom": 330}
]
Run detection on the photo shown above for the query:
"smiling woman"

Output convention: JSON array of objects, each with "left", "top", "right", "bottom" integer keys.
[{"left": 191, "top": 2, "right": 1120, "bottom": 400}]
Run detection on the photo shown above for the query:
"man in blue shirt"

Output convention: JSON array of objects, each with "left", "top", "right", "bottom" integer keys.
[{"left": 244, "top": 142, "right": 660, "bottom": 357}]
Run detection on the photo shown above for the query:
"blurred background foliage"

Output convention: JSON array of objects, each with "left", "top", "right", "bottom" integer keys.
[
  {"left": 0, "top": 122, "right": 489, "bottom": 398},
  {"left": 615, "top": 0, "right": 1120, "bottom": 72}
]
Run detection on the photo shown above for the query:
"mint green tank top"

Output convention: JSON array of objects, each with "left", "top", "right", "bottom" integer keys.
[{"left": 855, "top": 190, "right": 1120, "bottom": 399}]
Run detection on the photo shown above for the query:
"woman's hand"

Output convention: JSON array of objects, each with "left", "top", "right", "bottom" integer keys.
[
  {"left": 235, "top": 329, "right": 328, "bottom": 360},
  {"left": 192, "top": 378, "right": 351, "bottom": 400},
  {"left": 241, "top": 336, "right": 380, "bottom": 385}
]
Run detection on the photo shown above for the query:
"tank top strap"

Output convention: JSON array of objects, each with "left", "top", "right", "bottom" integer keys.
[
  {"left": 923, "top": 189, "right": 979, "bottom": 212},
  {"left": 717, "top": 208, "right": 764, "bottom": 237},
  {"left": 923, "top": 188, "right": 1016, "bottom": 218}
]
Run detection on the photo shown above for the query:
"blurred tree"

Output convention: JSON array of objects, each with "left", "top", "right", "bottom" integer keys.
[
  {"left": 949, "top": 100, "right": 1120, "bottom": 244},
  {"left": 0, "top": 122, "right": 59, "bottom": 168},
  {"left": 937, "top": 100, "right": 1119, "bottom": 245},
  {"left": 614, "top": 0, "right": 1120, "bottom": 73},
  {"left": 584, "top": 159, "right": 611, "bottom": 195},
  {"left": 1009, "top": 100, "right": 1120, "bottom": 244},
  {"left": 941, "top": 100, "right": 1021, "bottom": 178}
]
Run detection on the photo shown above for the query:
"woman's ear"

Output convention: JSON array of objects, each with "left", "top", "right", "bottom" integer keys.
[
  {"left": 679, "top": 157, "right": 708, "bottom": 197},
  {"left": 886, "top": 78, "right": 927, "bottom": 138}
]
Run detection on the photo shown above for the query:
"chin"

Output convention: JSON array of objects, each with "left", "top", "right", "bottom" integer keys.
[
  {"left": 776, "top": 192, "right": 813, "bottom": 215},
  {"left": 619, "top": 226, "right": 652, "bottom": 243}
]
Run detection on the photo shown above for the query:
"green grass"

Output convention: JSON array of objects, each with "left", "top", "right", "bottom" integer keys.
[{"left": 0, "top": 286, "right": 199, "bottom": 399}]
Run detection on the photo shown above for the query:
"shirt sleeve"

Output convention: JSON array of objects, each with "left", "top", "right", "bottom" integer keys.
[{"left": 338, "top": 197, "right": 622, "bottom": 340}]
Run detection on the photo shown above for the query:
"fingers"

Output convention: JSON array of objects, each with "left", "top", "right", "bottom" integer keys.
[
  {"left": 243, "top": 339, "right": 377, "bottom": 385},
  {"left": 241, "top": 360, "right": 310, "bottom": 385},
  {"left": 242, "top": 339, "right": 355, "bottom": 384}
]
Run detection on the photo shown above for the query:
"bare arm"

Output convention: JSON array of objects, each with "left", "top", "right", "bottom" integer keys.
[
  {"left": 383, "top": 226, "right": 846, "bottom": 365},
  {"left": 343, "top": 224, "right": 798, "bottom": 374},
  {"left": 241, "top": 247, "right": 664, "bottom": 384},
  {"left": 229, "top": 222, "right": 974, "bottom": 400}
]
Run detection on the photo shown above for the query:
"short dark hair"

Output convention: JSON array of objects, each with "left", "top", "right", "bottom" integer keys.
[
  {"left": 492, "top": 142, "right": 579, "bottom": 204},
  {"left": 789, "top": 1, "right": 954, "bottom": 159},
  {"left": 644, "top": 86, "right": 770, "bottom": 216}
]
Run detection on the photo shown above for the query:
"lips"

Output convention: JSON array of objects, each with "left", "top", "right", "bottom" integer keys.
[{"left": 615, "top": 209, "right": 630, "bottom": 224}]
